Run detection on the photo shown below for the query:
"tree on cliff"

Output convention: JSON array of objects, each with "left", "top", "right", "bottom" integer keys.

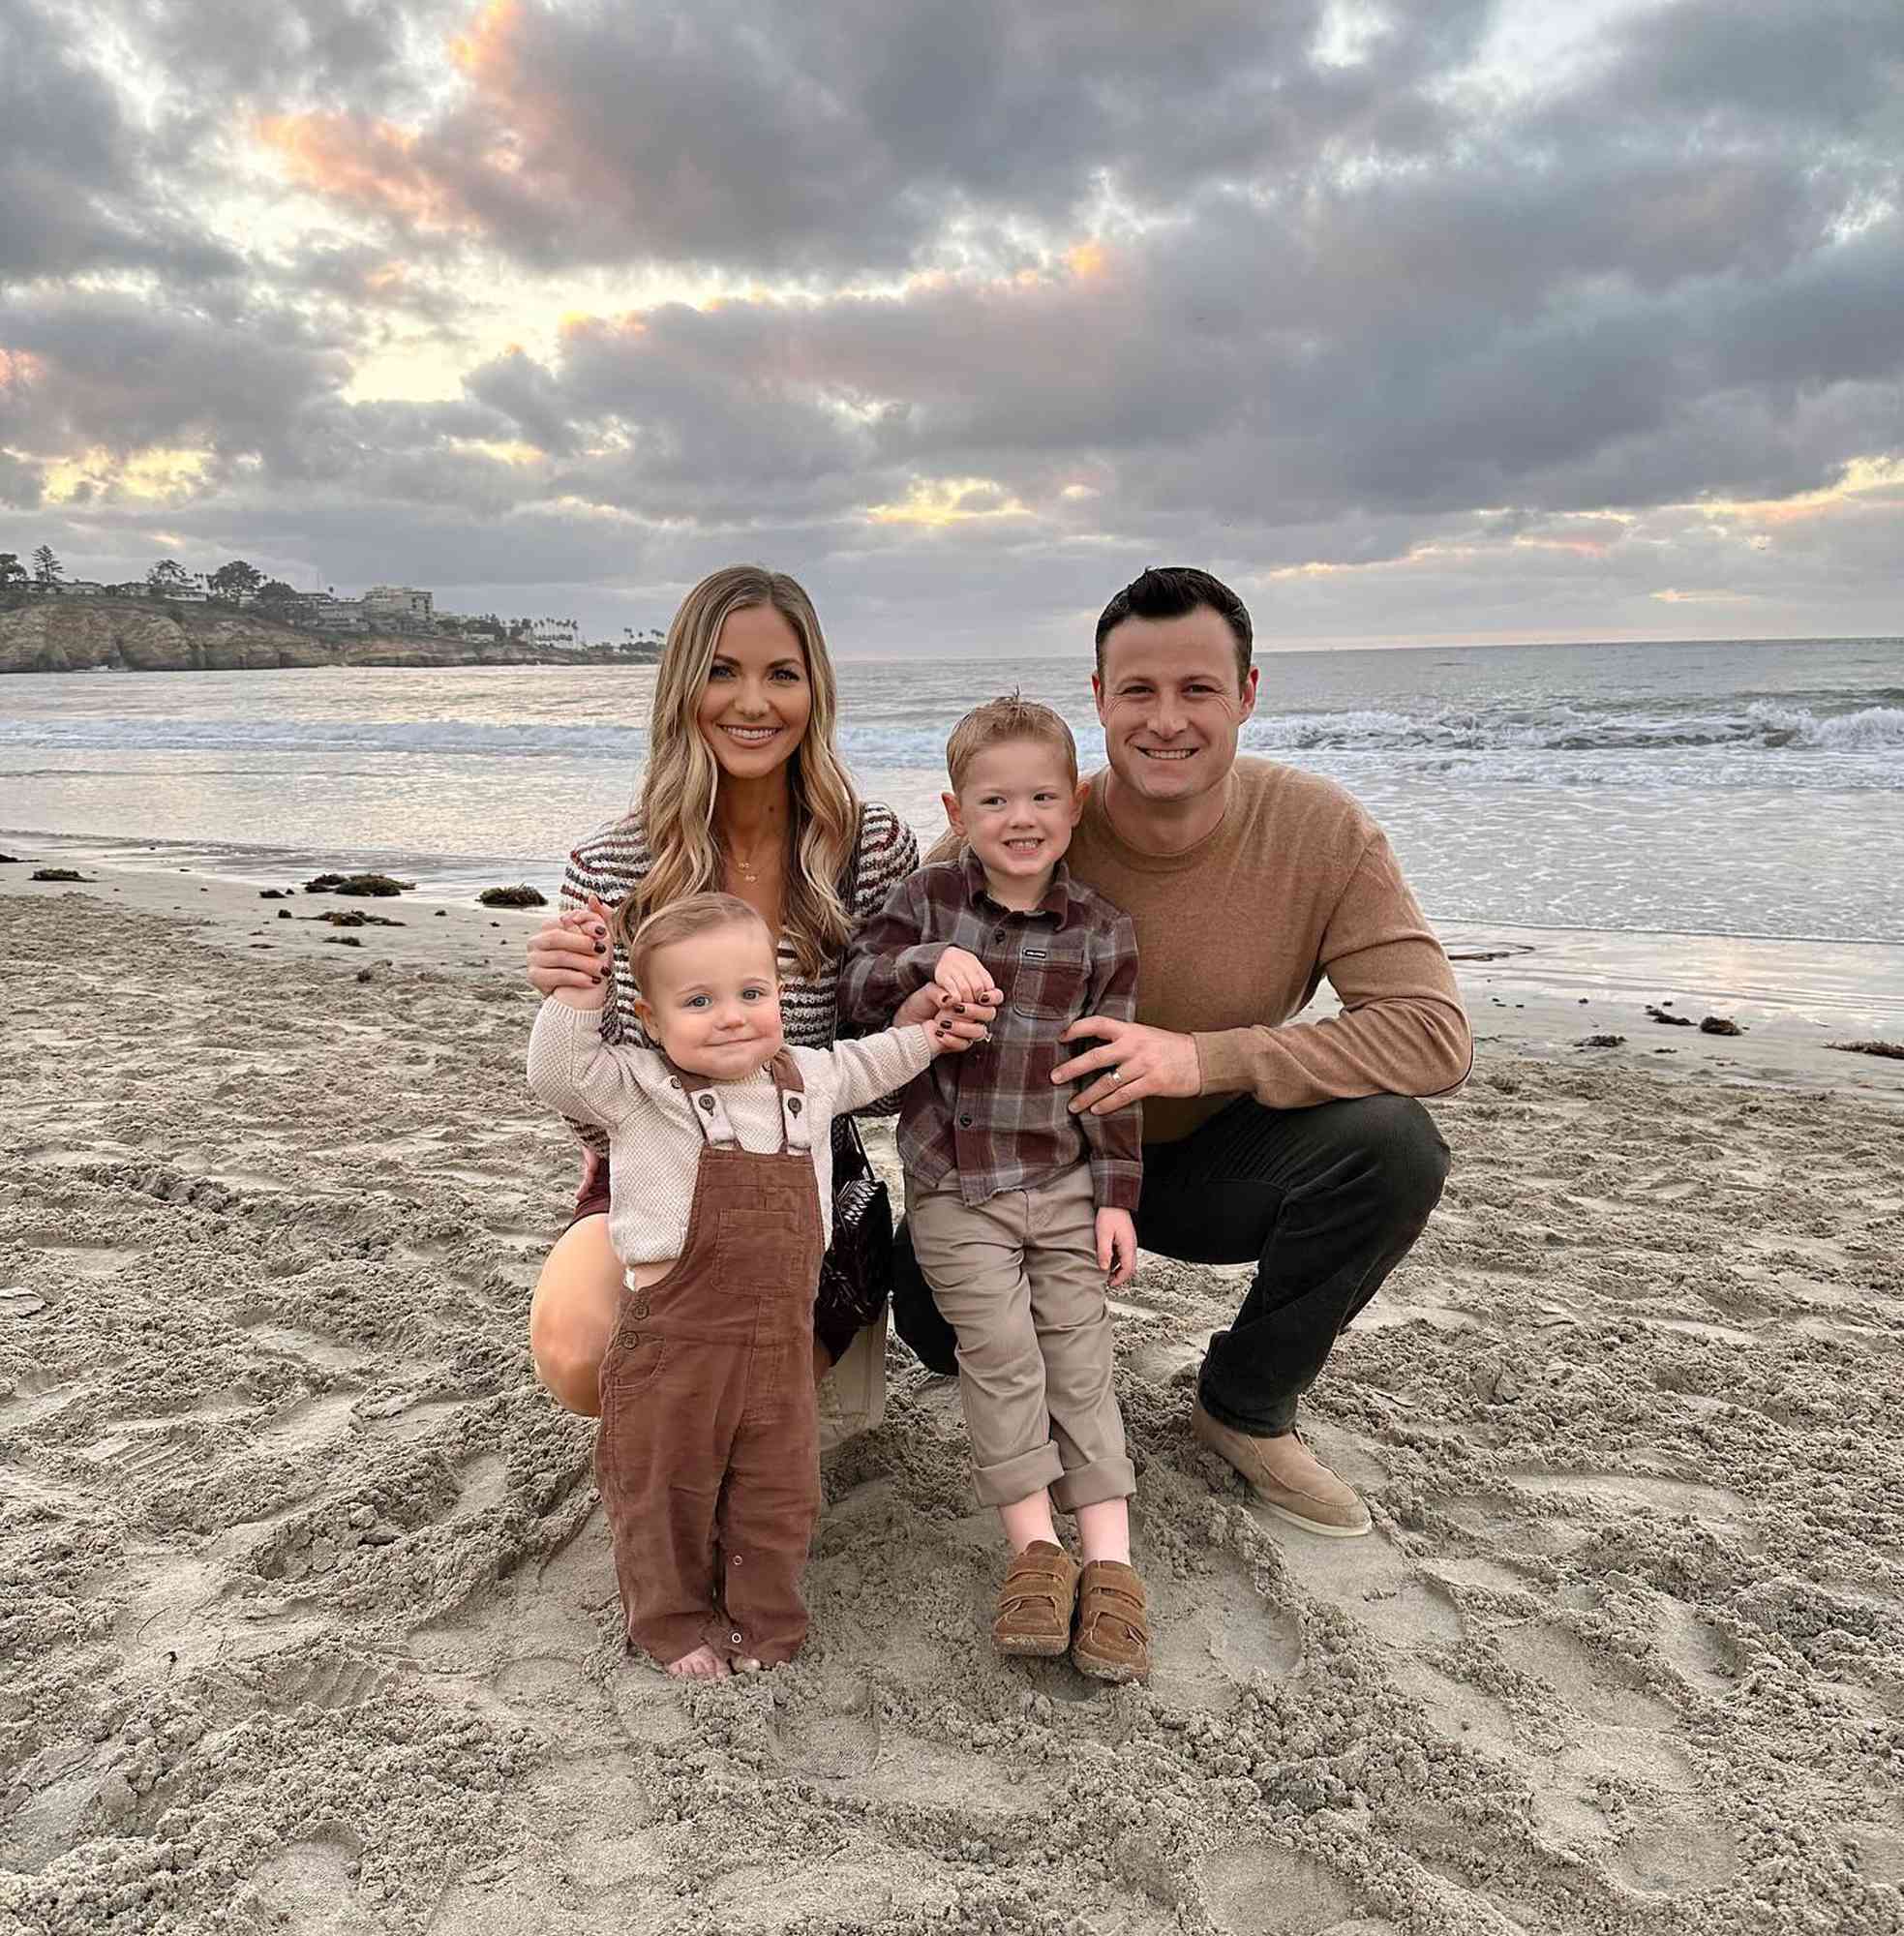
[
  {"left": 208, "top": 560, "right": 264, "bottom": 604},
  {"left": 31, "top": 546, "right": 63, "bottom": 587},
  {"left": 254, "top": 579, "right": 300, "bottom": 613},
  {"left": 146, "top": 559, "right": 194, "bottom": 596},
  {"left": 0, "top": 553, "right": 26, "bottom": 591}
]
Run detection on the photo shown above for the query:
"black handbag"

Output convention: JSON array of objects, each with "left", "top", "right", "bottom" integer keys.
[
  {"left": 813, "top": 817, "right": 896, "bottom": 1354},
  {"left": 817, "top": 1112, "right": 894, "bottom": 1345}
]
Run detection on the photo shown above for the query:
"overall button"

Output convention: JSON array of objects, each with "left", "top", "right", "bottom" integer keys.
[
  {"left": 958, "top": 1114, "right": 973, "bottom": 1128},
  {"left": 730, "top": 1631, "right": 742, "bottom": 1645}
]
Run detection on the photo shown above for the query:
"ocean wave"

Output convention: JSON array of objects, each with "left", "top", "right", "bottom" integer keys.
[
  {"left": 0, "top": 717, "right": 655, "bottom": 760},
  {"left": 1236, "top": 701, "right": 1904, "bottom": 754},
  {"left": 5, "top": 701, "right": 1902, "bottom": 766}
]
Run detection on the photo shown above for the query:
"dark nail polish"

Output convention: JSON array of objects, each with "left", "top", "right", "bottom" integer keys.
[
  {"left": 952, "top": 1004, "right": 965, "bottom": 1013},
  {"left": 593, "top": 941, "right": 606, "bottom": 954}
]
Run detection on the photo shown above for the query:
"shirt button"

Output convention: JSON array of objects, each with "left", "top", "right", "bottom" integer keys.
[
  {"left": 958, "top": 1114, "right": 973, "bottom": 1128},
  {"left": 732, "top": 1555, "right": 742, "bottom": 1565}
]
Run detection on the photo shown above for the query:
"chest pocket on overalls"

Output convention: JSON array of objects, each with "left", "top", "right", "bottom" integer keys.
[
  {"left": 1009, "top": 937, "right": 1088, "bottom": 1022},
  {"left": 716, "top": 1186, "right": 813, "bottom": 1292}
]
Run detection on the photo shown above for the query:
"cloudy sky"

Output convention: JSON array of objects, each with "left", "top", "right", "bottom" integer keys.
[{"left": 1, "top": 0, "right": 1899, "bottom": 654}]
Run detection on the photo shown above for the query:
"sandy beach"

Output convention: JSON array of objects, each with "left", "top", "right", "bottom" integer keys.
[{"left": 4, "top": 857, "right": 1903, "bottom": 1935}]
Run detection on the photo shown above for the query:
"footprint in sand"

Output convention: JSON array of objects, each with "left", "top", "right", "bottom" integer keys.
[
  {"left": 252, "top": 1391, "right": 362, "bottom": 1458},
  {"left": 1150, "top": 1551, "right": 1302, "bottom": 1709},
  {"left": 1200, "top": 1841, "right": 1392, "bottom": 1934},
  {"left": 0, "top": 1372, "right": 76, "bottom": 1432},
  {"left": 239, "top": 1314, "right": 374, "bottom": 1375},
  {"left": 260, "top": 1649, "right": 399, "bottom": 1714},
  {"left": 454, "top": 1451, "right": 510, "bottom": 1516},
  {"left": 484, "top": 1652, "right": 611, "bottom": 1739},
  {"left": 244, "top": 1837, "right": 381, "bottom": 1934},
  {"left": 1278, "top": 1526, "right": 1465, "bottom": 1654},
  {"left": 766, "top": 1675, "right": 882, "bottom": 1780}
]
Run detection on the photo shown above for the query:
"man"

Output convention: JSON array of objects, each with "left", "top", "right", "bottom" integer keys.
[{"left": 893, "top": 565, "right": 1470, "bottom": 1537}]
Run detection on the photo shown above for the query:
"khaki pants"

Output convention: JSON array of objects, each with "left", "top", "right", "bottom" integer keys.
[
  {"left": 905, "top": 1165, "right": 1134, "bottom": 1511},
  {"left": 816, "top": 1305, "right": 887, "bottom": 1452}
]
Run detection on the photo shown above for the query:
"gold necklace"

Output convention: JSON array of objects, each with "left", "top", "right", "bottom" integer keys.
[{"left": 728, "top": 832, "right": 778, "bottom": 884}]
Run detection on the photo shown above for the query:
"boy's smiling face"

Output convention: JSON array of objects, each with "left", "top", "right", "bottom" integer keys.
[
  {"left": 943, "top": 739, "right": 1089, "bottom": 900},
  {"left": 635, "top": 921, "right": 785, "bottom": 1079}
]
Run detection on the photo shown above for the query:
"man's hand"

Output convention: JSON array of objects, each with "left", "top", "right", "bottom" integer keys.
[
  {"left": 529, "top": 892, "right": 613, "bottom": 1002},
  {"left": 1052, "top": 1016, "right": 1200, "bottom": 1115},
  {"left": 894, "top": 982, "right": 994, "bottom": 1048},
  {"left": 1096, "top": 1208, "right": 1137, "bottom": 1288},
  {"left": 932, "top": 945, "right": 1000, "bottom": 1007}
]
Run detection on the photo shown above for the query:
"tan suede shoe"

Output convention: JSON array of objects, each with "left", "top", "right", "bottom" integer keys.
[
  {"left": 1191, "top": 1401, "right": 1373, "bottom": 1537},
  {"left": 1071, "top": 1559, "right": 1151, "bottom": 1684},
  {"left": 993, "top": 1540, "right": 1078, "bottom": 1657}
]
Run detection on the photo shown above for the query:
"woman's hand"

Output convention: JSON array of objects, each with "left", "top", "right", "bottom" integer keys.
[
  {"left": 897, "top": 982, "right": 993, "bottom": 1049},
  {"left": 528, "top": 893, "right": 613, "bottom": 996}
]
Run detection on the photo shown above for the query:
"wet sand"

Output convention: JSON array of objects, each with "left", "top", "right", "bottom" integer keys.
[{"left": 3, "top": 859, "right": 1902, "bottom": 1934}]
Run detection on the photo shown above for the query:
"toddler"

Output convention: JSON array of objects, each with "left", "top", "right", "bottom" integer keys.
[
  {"left": 840, "top": 697, "right": 1152, "bottom": 1682},
  {"left": 528, "top": 891, "right": 965, "bottom": 1679}
]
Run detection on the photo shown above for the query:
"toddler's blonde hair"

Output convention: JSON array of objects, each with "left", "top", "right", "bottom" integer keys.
[{"left": 626, "top": 891, "right": 773, "bottom": 995}]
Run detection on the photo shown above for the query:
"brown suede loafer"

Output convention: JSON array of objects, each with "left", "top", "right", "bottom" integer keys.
[
  {"left": 1071, "top": 1559, "right": 1151, "bottom": 1683},
  {"left": 993, "top": 1540, "right": 1078, "bottom": 1657},
  {"left": 1191, "top": 1400, "right": 1373, "bottom": 1538}
]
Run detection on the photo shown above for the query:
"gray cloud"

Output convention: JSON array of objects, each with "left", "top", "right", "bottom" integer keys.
[
  {"left": 3, "top": 0, "right": 1900, "bottom": 648},
  {"left": 0, "top": 2, "right": 241, "bottom": 287}
]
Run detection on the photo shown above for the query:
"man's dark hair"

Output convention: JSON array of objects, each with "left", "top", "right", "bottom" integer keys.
[{"left": 1094, "top": 566, "right": 1254, "bottom": 687}]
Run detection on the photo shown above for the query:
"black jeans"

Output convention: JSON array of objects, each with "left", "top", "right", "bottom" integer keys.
[{"left": 891, "top": 1093, "right": 1450, "bottom": 1436}]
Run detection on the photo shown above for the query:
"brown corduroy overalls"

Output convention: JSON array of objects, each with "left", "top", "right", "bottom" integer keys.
[{"left": 594, "top": 1050, "right": 826, "bottom": 1668}]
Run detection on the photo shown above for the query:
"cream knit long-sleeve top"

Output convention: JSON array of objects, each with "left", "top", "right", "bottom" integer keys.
[
  {"left": 556, "top": 801, "right": 921, "bottom": 1159},
  {"left": 528, "top": 1000, "right": 935, "bottom": 1273}
]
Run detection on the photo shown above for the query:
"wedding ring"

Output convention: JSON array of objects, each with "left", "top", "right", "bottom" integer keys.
[{"left": 1107, "top": 1067, "right": 1123, "bottom": 1084}]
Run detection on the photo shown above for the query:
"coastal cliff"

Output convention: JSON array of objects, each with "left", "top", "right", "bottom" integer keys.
[{"left": 0, "top": 599, "right": 628, "bottom": 673}]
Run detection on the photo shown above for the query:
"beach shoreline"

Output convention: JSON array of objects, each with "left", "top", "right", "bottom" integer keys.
[
  {"left": 3, "top": 863, "right": 1902, "bottom": 1933},
  {"left": 6, "top": 842, "right": 1901, "bottom": 1105}
]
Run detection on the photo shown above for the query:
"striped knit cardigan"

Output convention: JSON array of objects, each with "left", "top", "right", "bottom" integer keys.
[{"left": 557, "top": 799, "right": 922, "bottom": 1162}]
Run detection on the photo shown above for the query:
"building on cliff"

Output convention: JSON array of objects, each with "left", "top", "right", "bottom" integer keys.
[{"left": 363, "top": 586, "right": 434, "bottom": 626}]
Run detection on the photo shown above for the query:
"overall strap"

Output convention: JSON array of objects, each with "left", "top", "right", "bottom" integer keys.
[
  {"left": 770, "top": 1050, "right": 813, "bottom": 1155},
  {"left": 661, "top": 1058, "right": 741, "bottom": 1148}
]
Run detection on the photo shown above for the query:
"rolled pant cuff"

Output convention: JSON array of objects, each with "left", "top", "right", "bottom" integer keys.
[
  {"left": 1050, "top": 1458, "right": 1137, "bottom": 1513},
  {"left": 973, "top": 1441, "right": 1067, "bottom": 1507},
  {"left": 1196, "top": 1375, "right": 1295, "bottom": 1439}
]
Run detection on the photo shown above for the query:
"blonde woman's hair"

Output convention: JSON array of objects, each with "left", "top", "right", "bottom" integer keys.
[
  {"left": 945, "top": 693, "right": 1079, "bottom": 792},
  {"left": 618, "top": 564, "right": 860, "bottom": 979},
  {"left": 626, "top": 892, "right": 773, "bottom": 996}
]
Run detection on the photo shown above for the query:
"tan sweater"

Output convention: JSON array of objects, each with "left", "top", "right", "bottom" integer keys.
[{"left": 1059, "top": 759, "right": 1471, "bottom": 1142}]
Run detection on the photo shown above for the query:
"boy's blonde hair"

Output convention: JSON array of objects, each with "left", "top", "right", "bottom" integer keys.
[
  {"left": 945, "top": 693, "right": 1078, "bottom": 793},
  {"left": 626, "top": 891, "right": 774, "bottom": 995}
]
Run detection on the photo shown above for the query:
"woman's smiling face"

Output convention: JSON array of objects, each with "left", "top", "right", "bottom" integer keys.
[{"left": 696, "top": 603, "right": 813, "bottom": 780}]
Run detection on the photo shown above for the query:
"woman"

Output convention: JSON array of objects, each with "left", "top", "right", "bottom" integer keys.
[{"left": 524, "top": 563, "right": 971, "bottom": 1446}]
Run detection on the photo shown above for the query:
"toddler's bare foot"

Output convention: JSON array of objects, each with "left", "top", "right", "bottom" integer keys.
[
  {"left": 666, "top": 1645, "right": 730, "bottom": 1680},
  {"left": 734, "top": 1656, "right": 764, "bottom": 1674}
]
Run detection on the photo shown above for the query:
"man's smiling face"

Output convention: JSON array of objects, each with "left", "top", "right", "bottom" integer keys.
[{"left": 1092, "top": 604, "right": 1258, "bottom": 806}]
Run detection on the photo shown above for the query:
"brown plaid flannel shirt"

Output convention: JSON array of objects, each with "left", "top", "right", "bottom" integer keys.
[{"left": 839, "top": 849, "right": 1142, "bottom": 1211}]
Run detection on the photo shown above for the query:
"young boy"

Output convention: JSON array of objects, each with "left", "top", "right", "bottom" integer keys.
[
  {"left": 840, "top": 697, "right": 1151, "bottom": 1682},
  {"left": 528, "top": 892, "right": 966, "bottom": 1680}
]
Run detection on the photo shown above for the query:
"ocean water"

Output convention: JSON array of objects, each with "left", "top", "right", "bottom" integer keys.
[{"left": 3, "top": 636, "right": 1900, "bottom": 943}]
